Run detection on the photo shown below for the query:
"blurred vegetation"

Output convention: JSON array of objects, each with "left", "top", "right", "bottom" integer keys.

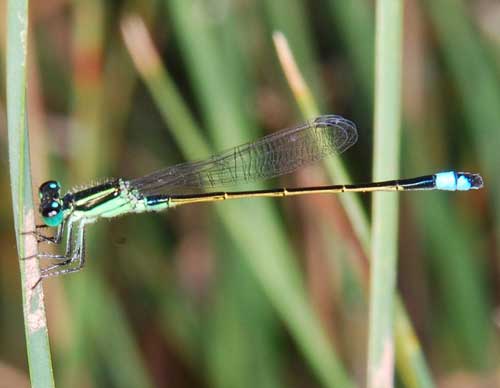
[{"left": 1, "top": 0, "right": 499, "bottom": 387}]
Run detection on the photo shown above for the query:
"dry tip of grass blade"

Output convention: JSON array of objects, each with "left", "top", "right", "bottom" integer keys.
[
  {"left": 273, "top": 32, "right": 309, "bottom": 100},
  {"left": 121, "top": 15, "right": 161, "bottom": 76},
  {"left": 121, "top": 13, "right": 209, "bottom": 158},
  {"left": 273, "top": 31, "right": 317, "bottom": 118}
]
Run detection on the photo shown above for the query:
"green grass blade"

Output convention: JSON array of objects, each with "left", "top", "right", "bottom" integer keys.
[
  {"left": 70, "top": 271, "right": 155, "bottom": 388},
  {"left": 273, "top": 31, "right": 370, "bottom": 247},
  {"left": 367, "top": 2, "right": 403, "bottom": 387},
  {"left": 425, "top": 0, "right": 500, "bottom": 220},
  {"left": 6, "top": 0, "right": 55, "bottom": 386},
  {"left": 121, "top": 16, "right": 209, "bottom": 158},
  {"left": 422, "top": 1, "right": 499, "bottom": 368},
  {"left": 324, "top": 2, "right": 435, "bottom": 385},
  {"left": 123, "top": 10, "right": 353, "bottom": 387},
  {"left": 367, "top": 0, "right": 403, "bottom": 388},
  {"left": 165, "top": 1, "right": 352, "bottom": 384},
  {"left": 274, "top": 29, "right": 434, "bottom": 387}
]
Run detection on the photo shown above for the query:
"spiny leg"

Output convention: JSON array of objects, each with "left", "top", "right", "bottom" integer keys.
[
  {"left": 31, "top": 221, "right": 75, "bottom": 289},
  {"left": 40, "top": 222, "right": 87, "bottom": 279},
  {"left": 42, "top": 230, "right": 87, "bottom": 279},
  {"left": 31, "top": 222, "right": 76, "bottom": 288},
  {"left": 23, "top": 221, "right": 74, "bottom": 263},
  {"left": 36, "top": 221, "right": 75, "bottom": 274},
  {"left": 21, "top": 221, "right": 70, "bottom": 263}
]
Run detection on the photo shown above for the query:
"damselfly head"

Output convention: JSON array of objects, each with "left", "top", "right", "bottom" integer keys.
[
  {"left": 39, "top": 180, "right": 61, "bottom": 200},
  {"left": 39, "top": 181, "right": 64, "bottom": 227}
]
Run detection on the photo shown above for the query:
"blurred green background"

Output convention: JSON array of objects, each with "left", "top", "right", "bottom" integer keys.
[{"left": 1, "top": 0, "right": 499, "bottom": 387}]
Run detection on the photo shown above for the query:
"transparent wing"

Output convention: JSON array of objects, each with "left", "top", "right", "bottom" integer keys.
[{"left": 128, "top": 115, "right": 358, "bottom": 196}]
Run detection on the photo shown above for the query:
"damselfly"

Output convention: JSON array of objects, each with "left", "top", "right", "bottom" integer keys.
[{"left": 29, "top": 115, "right": 483, "bottom": 284}]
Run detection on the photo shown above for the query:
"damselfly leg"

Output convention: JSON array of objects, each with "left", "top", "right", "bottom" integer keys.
[
  {"left": 22, "top": 221, "right": 65, "bottom": 244},
  {"left": 24, "top": 220, "right": 88, "bottom": 287}
]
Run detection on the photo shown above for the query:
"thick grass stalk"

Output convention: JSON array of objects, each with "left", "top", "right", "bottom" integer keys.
[{"left": 6, "top": 0, "right": 55, "bottom": 386}]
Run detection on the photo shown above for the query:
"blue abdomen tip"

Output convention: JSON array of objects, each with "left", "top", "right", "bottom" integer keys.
[{"left": 435, "top": 171, "right": 484, "bottom": 191}]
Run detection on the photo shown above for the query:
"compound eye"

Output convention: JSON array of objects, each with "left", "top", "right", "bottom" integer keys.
[
  {"left": 41, "top": 200, "right": 64, "bottom": 227},
  {"left": 39, "top": 181, "right": 61, "bottom": 200}
]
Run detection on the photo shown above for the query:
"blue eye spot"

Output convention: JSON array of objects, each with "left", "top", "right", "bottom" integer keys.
[
  {"left": 41, "top": 197, "right": 63, "bottom": 227},
  {"left": 49, "top": 183, "right": 57, "bottom": 189},
  {"left": 42, "top": 210, "right": 63, "bottom": 227}
]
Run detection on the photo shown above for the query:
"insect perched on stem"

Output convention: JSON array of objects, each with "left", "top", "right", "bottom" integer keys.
[{"left": 26, "top": 115, "right": 483, "bottom": 286}]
